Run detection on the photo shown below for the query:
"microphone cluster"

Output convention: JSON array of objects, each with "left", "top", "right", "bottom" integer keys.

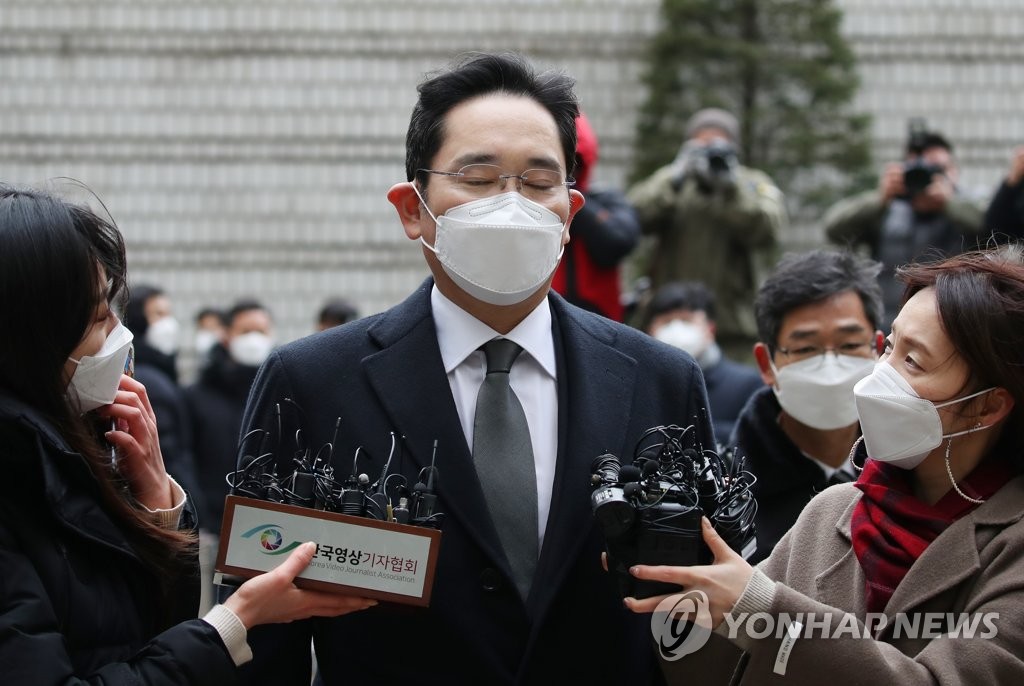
[
  {"left": 590, "top": 424, "right": 757, "bottom": 599},
  {"left": 226, "top": 399, "right": 444, "bottom": 530}
]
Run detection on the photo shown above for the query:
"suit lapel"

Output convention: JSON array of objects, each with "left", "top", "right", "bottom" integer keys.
[
  {"left": 527, "top": 295, "right": 638, "bottom": 616},
  {"left": 361, "top": 281, "right": 510, "bottom": 575}
]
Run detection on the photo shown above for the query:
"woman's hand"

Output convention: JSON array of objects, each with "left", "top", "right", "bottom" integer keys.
[
  {"left": 95, "top": 375, "right": 172, "bottom": 510},
  {"left": 624, "top": 517, "right": 754, "bottom": 629},
  {"left": 224, "top": 542, "right": 378, "bottom": 629}
]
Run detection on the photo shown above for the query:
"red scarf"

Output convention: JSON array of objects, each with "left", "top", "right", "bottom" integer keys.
[{"left": 851, "top": 456, "right": 1013, "bottom": 614}]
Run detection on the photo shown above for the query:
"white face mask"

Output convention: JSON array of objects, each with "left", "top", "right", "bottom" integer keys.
[
  {"left": 772, "top": 353, "right": 876, "bottom": 430},
  {"left": 194, "top": 329, "right": 220, "bottom": 357},
  {"left": 654, "top": 319, "right": 709, "bottom": 359},
  {"left": 229, "top": 331, "right": 274, "bottom": 367},
  {"left": 415, "top": 189, "right": 567, "bottom": 306},
  {"left": 853, "top": 361, "right": 994, "bottom": 469},
  {"left": 67, "top": 321, "right": 134, "bottom": 414},
  {"left": 145, "top": 316, "right": 180, "bottom": 356}
]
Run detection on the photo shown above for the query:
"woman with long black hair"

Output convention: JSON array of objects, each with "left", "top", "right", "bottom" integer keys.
[{"left": 0, "top": 186, "right": 375, "bottom": 684}]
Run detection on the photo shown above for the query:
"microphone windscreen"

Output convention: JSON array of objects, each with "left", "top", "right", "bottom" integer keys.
[{"left": 620, "top": 465, "right": 643, "bottom": 483}]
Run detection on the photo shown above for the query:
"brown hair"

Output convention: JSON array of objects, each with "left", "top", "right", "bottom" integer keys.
[{"left": 897, "top": 245, "right": 1024, "bottom": 451}]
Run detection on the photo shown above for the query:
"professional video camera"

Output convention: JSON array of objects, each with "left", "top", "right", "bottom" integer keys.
[
  {"left": 902, "top": 117, "right": 945, "bottom": 198},
  {"left": 590, "top": 424, "right": 756, "bottom": 599},
  {"left": 226, "top": 399, "right": 444, "bottom": 530}
]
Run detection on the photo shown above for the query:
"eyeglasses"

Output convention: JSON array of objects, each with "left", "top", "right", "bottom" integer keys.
[
  {"left": 416, "top": 164, "right": 575, "bottom": 202},
  {"left": 776, "top": 342, "right": 875, "bottom": 364}
]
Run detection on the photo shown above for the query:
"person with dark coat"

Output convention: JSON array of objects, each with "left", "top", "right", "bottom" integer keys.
[
  {"left": 550, "top": 112, "right": 639, "bottom": 321},
  {"left": 824, "top": 130, "right": 985, "bottom": 332},
  {"left": 124, "top": 284, "right": 205, "bottom": 521},
  {"left": 0, "top": 186, "right": 374, "bottom": 684},
  {"left": 236, "top": 53, "right": 714, "bottom": 686},
  {"left": 645, "top": 281, "right": 763, "bottom": 445},
  {"left": 984, "top": 144, "right": 1024, "bottom": 242},
  {"left": 729, "top": 250, "right": 884, "bottom": 562},
  {"left": 186, "top": 300, "right": 274, "bottom": 531}
]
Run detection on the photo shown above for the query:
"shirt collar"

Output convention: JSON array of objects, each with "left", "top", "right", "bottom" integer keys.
[{"left": 431, "top": 285, "right": 556, "bottom": 379}]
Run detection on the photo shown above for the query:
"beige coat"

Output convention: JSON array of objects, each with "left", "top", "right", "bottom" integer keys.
[{"left": 663, "top": 476, "right": 1024, "bottom": 685}]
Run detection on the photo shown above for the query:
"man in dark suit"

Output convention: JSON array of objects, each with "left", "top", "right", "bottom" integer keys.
[{"left": 236, "top": 52, "right": 713, "bottom": 685}]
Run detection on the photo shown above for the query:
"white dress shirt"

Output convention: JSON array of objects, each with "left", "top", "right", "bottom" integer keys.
[
  {"left": 430, "top": 285, "right": 558, "bottom": 550},
  {"left": 804, "top": 451, "right": 857, "bottom": 482}
]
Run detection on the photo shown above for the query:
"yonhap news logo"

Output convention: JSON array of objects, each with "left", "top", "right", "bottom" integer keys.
[
  {"left": 240, "top": 524, "right": 302, "bottom": 556},
  {"left": 650, "top": 590, "right": 713, "bottom": 661}
]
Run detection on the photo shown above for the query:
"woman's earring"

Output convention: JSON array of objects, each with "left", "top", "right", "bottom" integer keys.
[
  {"left": 944, "top": 438, "right": 985, "bottom": 505},
  {"left": 848, "top": 435, "right": 865, "bottom": 474}
]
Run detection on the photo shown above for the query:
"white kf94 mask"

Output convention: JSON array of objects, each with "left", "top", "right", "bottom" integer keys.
[
  {"left": 853, "top": 361, "right": 994, "bottom": 469},
  {"left": 67, "top": 321, "right": 134, "bottom": 414},
  {"left": 416, "top": 190, "right": 568, "bottom": 306},
  {"left": 771, "top": 353, "right": 876, "bottom": 430}
]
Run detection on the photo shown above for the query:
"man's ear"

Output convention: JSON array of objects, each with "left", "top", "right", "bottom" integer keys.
[
  {"left": 753, "top": 342, "right": 776, "bottom": 386},
  {"left": 387, "top": 182, "right": 426, "bottom": 240},
  {"left": 562, "top": 190, "right": 585, "bottom": 245},
  {"left": 568, "top": 189, "right": 585, "bottom": 219}
]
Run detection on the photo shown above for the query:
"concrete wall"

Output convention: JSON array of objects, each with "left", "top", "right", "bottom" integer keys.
[{"left": 1, "top": 0, "right": 1021, "bottom": 373}]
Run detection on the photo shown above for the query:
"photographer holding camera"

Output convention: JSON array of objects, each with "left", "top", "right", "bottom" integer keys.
[
  {"left": 628, "top": 108, "right": 786, "bottom": 363},
  {"left": 824, "top": 125, "right": 984, "bottom": 332}
]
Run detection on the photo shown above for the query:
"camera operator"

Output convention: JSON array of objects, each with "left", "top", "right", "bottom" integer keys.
[
  {"left": 628, "top": 108, "right": 786, "bottom": 363},
  {"left": 824, "top": 127, "right": 984, "bottom": 332},
  {"left": 984, "top": 145, "right": 1024, "bottom": 241}
]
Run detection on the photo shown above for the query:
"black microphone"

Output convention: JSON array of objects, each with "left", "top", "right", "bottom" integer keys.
[
  {"left": 412, "top": 440, "right": 440, "bottom": 522},
  {"left": 620, "top": 464, "right": 643, "bottom": 483},
  {"left": 641, "top": 460, "right": 659, "bottom": 479}
]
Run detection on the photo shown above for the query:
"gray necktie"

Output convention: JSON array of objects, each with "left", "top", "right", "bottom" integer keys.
[
  {"left": 826, "top": 468, "right": 855, "bottom": 488},
  {"left": 473, "top": 338, "right": 538, "bottom": 601}
]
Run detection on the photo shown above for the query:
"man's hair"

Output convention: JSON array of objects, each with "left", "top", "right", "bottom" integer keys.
[
  {"left": 196, "top": 307, "right": 226, "bottom": 326},
  {"left": 907, "top": 131, "right": 953, "bottom": 156},
  {"left": 318, "top": 298, "right": 359, "bottom": 327},
  {"left": 755, "top": 250, "right": 883, "bottom": 352},
  {"left": 404, "top": 52, "right": 579, "bottom": 185},
  {"left": 647, "top": 281, "right": 717, "bottom": 324},
  {"left": 227, "top": 299, "right": 269, "bottom": 327},
  {"left": 124, "top": 283, "right": 165, "bottom": 337}
]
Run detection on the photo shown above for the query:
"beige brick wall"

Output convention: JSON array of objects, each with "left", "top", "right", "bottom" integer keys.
[{"left": 1, "top": 0, "right": 1021, "bottom": 373}]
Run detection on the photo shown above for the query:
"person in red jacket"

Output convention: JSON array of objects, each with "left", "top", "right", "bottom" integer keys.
[{"left": 551, "top": 113, "right": 640, "bottom": 321}]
